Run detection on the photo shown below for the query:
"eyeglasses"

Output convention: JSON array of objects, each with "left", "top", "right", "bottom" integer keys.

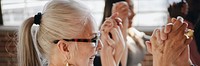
[{"left": 53, "top": 31, "right": 101, "bottom": 47}]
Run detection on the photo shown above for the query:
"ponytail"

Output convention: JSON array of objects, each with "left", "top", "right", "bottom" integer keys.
[{"left": 17, "top": 17, "right": 41, "bottom": 66}]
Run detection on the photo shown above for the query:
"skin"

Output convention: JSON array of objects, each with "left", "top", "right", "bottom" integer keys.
[
  {"left": 112, "top": 1, "right": 135, "bottom": 66},
  {"left": 49, "top": 13, "right": 125, "bottom": 66},
  {"left": 50, "top": 15, "right": 103, "bottom": 66},
  {"left": 100, "top": 13, "right": 126, "bottom": 66},
  {"left": 146, "top": 17, "right": 193, "bottom": 66},
  {"left": 112, "top": 2, "right": 129, "bottom": 66}
]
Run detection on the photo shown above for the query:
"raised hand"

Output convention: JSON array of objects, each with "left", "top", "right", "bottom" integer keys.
[
  {"left": 100, "top": 13, "right": 125, "bottom": 66},
  {"left": 112, "top": 2, "right": 129, "bottom": 39},
  {"left": 112, "top": 2, "right": 129, "bottom": 21},
  {"left": 146, "top": 17, "right": 193, "bottom": 66}
]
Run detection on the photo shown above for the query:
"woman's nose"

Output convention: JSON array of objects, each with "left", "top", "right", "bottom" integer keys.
[{"left": 96, "top": 40, "right": 103, "bottom": 51}]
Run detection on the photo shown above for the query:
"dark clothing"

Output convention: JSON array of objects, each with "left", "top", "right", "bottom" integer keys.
[{"left": 94, "top": 56, "right": 122, "bottom": 66}]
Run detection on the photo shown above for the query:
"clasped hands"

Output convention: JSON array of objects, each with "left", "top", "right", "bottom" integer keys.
[
  {"left": 146, "top": 17, "right": 193, "bottom": 66},
  {"left": 99, "top": 12, "right": 125, "bottom": 66}
]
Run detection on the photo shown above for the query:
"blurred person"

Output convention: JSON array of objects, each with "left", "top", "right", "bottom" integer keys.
[
  {"left": 168, "top": 0, "right": 200, "bottom": 65},
  {"left": 94, "top": 0, "right": 147, "bottom": 66},
  {"left": 168, "top": 0, "right": 188, "bottom": 20}
]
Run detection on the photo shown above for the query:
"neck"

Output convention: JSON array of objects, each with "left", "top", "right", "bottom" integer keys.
[{"left": 48, "top": 53, "right": 65, "bottom": 66}]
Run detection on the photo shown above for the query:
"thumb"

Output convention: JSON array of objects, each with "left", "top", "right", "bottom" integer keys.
[
  {"left": 146, "top": 41, "right": 152, "bottom": 54},
  {"left": 110, "top": 12, "right": 119, "bottom": 19}
]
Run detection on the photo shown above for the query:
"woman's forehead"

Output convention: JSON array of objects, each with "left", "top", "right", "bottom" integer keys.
[
  {"left": 84, "top": 21, "right": 98, "bottom": 33},
  {"left": 87, "top": 14, "right": 98, "bottom": 32},
  {"left": 79, "top": 19, "right": 97, "bottom": 38},
  {"left": 79, "top": 31, "right": 97, "bottom": 38}
]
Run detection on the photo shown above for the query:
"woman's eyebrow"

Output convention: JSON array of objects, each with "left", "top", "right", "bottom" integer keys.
[
  {"left": 89, "top": 32, "right": 99, "bottom": 38},
  {"left": 89, "top": 33, "right": 97, "bottom": 37}
]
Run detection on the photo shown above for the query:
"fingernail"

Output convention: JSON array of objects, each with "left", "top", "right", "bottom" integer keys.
[
  {"left": 177, "top": 16, "right": 184, "bottom": 23},
  {"left": 105, "top": 18, "right": 108, "bottom": 20},
  {"left": 167, "top": 23, "right": 173, "bottom": 25},
  {"left": 113, "top": 3, "right": 116, "bottom": 6}
]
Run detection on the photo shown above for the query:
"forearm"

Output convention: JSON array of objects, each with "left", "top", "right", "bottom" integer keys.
[
  {"left": 120, "top": 46, "right": 128, "bottom": 66},
  {"left": 100, "top": 48, "right": 116, "bottom": 66},
  {"left": 112, "top": 42, "right": 127, "bottom": 66}
]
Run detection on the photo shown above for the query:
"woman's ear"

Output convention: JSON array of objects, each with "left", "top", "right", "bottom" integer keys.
[
  {"left": 57, "top": 40, "right": 70, "bottom": 59},
  {"left": 57, "top": 40, "right": 69, "bottom": 52}
]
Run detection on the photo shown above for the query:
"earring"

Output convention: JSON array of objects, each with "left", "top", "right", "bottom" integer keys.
[
  {"left": 64, "top": 59, "right": 69, "bottom": 66},
  {"left": 66, "top": 63, "right": 69, "bottom": 66}
]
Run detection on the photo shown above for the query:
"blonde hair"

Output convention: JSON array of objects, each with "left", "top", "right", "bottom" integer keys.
[{"left": 17, "top": 0, "right": 92, "bottom": 66}]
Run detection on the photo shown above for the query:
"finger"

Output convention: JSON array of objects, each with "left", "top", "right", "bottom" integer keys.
[
  {"left": 110, "top": 12, "right": 119, "bottom": 19},
  {"left": 172, "top": 16, "right": 184, "bottom": 31},
  {"left": 110, "top": 28, "right": 119, "bottom": 44},
  {"left": 172, "top": 33, "right": 188, "bottom": 49},
  {"left": 118, "top": 22, "right": 123, "bottom": 29},
  {"left": 100, "top": 30, "right": 113, "bottom": 47},
  {"left": 112, "top": 17, "right": 118, "bottom": 28},
  {"left": 116, "top": 26, "right": 124, "bottom": 40},
  {"left": 115, "top": 17, "right": 122, "bottom": 23},
  {"left": 177, "top": 16, "right": 184, "bottom": 23},
  {"left": 177, "top": 22, "right": 188, "bottom": 35},
  {"left": 164, "top": 23, "right": 173, "bottom": 33},
  {"left": 120, "top": 9, "right": 129, "bottom": 17},
  {"left": 121, "top": 6, "right": 129, "bottom": 12},
  {"left": 171, "top": 18, "right": 177, "bottom": 23},
  {"left": 100, "top": 31, "right": 108, "bottom": 45},
  {"left": 107, "top": 34, "right": 115, "bottom": 46},
  {"left": 156, "top": 29, "right": 163, "bottom": 44},
  {"left": 160, "top": 27, "right": 167, "bottom": 40},
  {"left": 113, "top": 3, "right": 124, "bottom": 13},
  {"left": 115, "top": 17, "right": 123, "bottom": 28},
  {"left": 151, "top": 28, "right": 158, "bottom": 40},
  {"left": 157, "top": 42, "right": 165, "bottom": 54},
  {"left": 115, "top": 2, "right": 128, "bottom": 11},
  {"left": 105, "top": 28, "right": 116, "bottom": 46},
  {"left": 184, "top": 37, "right": 193, "bottom": 45},
  {"left": 100, "top": 19, "right": 114, "bottom": 33},
  {"left": 112, "top": 3, "right": 117, "bottom": 14},
  {"left": 146, "top": 41, "right": 152, "bottom": 54}
]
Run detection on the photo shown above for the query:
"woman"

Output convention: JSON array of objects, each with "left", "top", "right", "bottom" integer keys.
[
  {"left": 168, "top": 0, "right": 200, "bottom": 65},
  {"left": 17, "top": 0, "right": 125, "bottom": 66}
]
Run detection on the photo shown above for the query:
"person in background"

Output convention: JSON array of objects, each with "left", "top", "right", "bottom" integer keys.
[
  {"left": 17, "top": 0, "right": 126, "bottom": 66},
  {"left": 168, "top": 0, "right": 200, "bottom": 65},
  {"left": 94, "top": 0, "right": 147, "bottom": 66},
  {"left": 168, "top": 0, "right": 188, "bottom": 20}
]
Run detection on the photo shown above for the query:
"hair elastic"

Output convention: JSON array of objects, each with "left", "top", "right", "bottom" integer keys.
[{"left": 34, "top": 12, "right": 42, "bottom": 25}]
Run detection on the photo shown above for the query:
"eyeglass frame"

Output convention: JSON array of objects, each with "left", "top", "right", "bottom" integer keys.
[{"left": 53, "top": 31, "right": 101, "bottom": 47}]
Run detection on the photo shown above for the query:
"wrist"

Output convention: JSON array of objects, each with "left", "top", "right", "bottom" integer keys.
[{"left": 100, "top": 49, "right": 116, "bottom": 66}]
